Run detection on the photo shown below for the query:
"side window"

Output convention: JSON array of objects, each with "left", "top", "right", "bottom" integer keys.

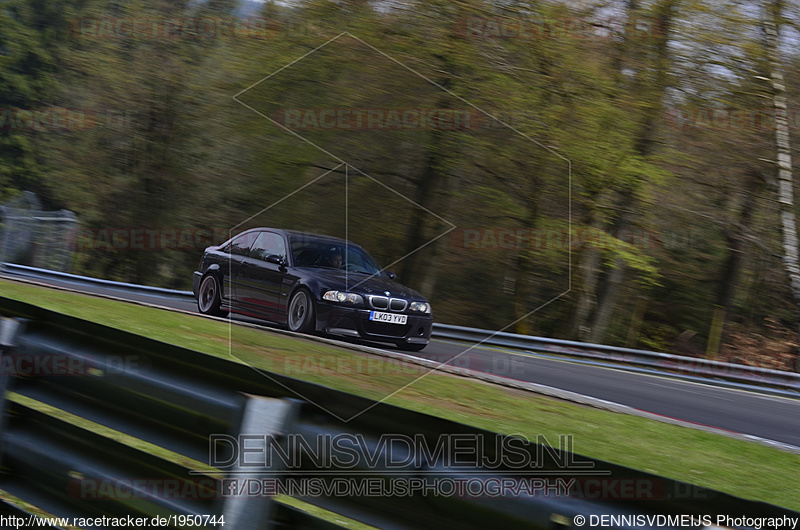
[
  {"left": 229, "top": 232, "right": 258, "bottom": 256},
  {"left": 292, "top": 242, "right": 314, "bottom": 267},
  {"left": 250, "top": 232, "right": 286, "bottom": 261}
]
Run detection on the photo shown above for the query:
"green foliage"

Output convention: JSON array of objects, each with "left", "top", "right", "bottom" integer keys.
[{"left": 0, "top": 0, "right": 797, "bottom": 350}]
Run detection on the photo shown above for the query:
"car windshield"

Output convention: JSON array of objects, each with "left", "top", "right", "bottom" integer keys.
[{"left": 289, "top": 235, "right": 383, "bottom": 275}]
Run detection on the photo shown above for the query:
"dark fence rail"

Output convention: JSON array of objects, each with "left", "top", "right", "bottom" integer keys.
[{"left": 0, "top": 296, "right": 796, "bottom": 529}]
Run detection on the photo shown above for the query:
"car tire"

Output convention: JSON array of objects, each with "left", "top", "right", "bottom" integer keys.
[
  {"left": 288, "top": 288, "right": 316, "bottom": 334},
  {"left": 398, "top": 343, "right": 427, "bottom": 352},
  {"left": 197, "top": 274, "right": 227, "bottom": 317}
]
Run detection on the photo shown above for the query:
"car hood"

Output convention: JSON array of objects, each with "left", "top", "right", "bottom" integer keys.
[{"left": 299, "top": 268, "right": 426, "bottom": 301}]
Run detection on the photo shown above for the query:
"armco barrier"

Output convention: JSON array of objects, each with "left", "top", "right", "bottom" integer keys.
[
  {"left": 2, "top": 262, "right": 800, "bottom": 392},
  {"left": 1, "top": 262, "right": 194, "bottom": 299},
  {"left": 432, "top": 324, "right": 800, "bottom": 392},
  {"left": 0, "top": 296, "right": 796, "bottom": 528}
]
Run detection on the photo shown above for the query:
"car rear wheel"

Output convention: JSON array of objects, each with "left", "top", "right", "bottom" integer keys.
[
  {"left": 288, "top": 289, "right": 315, "bottom": 333},
  {"left": 198, "top": 275, "right": 227, "bottom": 317}
]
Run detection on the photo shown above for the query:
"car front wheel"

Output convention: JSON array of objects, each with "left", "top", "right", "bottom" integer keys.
[
  {"left": 288, "top": 289, "right": 316, "bottom": 333},
  {"left": 198, "top": 275, "right": 227, "bottom": 317}
]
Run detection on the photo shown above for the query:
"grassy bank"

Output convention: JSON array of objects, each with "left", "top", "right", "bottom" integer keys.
[{"left": 1, "top": 278, "right": 797, "bottom": 511}]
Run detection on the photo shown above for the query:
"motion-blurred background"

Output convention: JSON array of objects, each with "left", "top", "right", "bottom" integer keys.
[{"left": 1, "top": 0, "right": 799, "bottom": 367}]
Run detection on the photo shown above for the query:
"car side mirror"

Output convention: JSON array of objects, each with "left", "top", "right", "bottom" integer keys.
[
  {"left": 386, "top": 271, "right": 397, "bottom": 280},
  {"left": 265, "top": 254, "right": 285, "bottom": 266}
]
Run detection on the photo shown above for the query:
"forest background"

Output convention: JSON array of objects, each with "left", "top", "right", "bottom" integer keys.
[{"left": 3, "top": 0, "right": 800, "bottom": 367}]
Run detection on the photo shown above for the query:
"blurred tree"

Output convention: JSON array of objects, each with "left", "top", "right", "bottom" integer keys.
[
  {"left": 2, "top": 0, "right": 799, "bottom": 357},
  {"left": 0, "top": 0, "right": 80, "bottom": 203},
  {"left": 47, "top": 0, "right": 243, "bottom": 284}
]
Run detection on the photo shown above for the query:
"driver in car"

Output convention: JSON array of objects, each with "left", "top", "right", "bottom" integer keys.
[{"left": 328, "top": 252, "right": 343, "bottom": 269}]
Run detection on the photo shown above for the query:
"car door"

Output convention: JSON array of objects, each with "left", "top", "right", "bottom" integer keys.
[
  {"left": 222, "top": 230, "right": 259, "bottom": 304},
  {"left": 237, "top": 231, "right": 288, "bottom": 319}
]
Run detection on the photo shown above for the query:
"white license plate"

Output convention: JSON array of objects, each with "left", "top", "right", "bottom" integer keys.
[{"left": 369, "top": 311, "right": 407, "bottom": 325}]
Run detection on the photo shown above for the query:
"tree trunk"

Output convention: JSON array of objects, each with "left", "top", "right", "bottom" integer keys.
[
  {"left": 764, "top": 3, "right": 800, "bottom": 355},
  {"left": 513, "top": 168, "right": 542, "bottom": 335},
  {"left": 570, "top": 216, "right": 602, "bottom": 340},
  {"left": 575, "top": 0, "right": 677, "bottom": 342},
  {"left": 626, "top": 296, "right": 648, "bottom": 347},
  {"left": 513, "top": 258, "right": 532, "bottom": 335},
  {"left": 399, "top": 130, "right": 448, "bottom": 288},
  {"left": 587, "top": 190, "right": 636, "bottom": 342},
  {"left": 715, "top": 170, "right": 759, "bottom": 311},
  {"left": 417, "top": 170, "right": 458, "bottom": 297},
  {"left": 588, "top": 258, "right": 626, "bottom": 344}
]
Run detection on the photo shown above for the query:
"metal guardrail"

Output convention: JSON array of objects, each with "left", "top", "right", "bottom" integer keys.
[
  {"left": 0, "top": 296, "right": 797, "bottom": 529},
  {"left": 0, "top": 262, "right": 194, "bottom": 298},
  {"left": 3, "top": 262, "right": 799, "bottom": 393},
  {"left": 432, "top": 324, "right": 800, "bottom": 392}
]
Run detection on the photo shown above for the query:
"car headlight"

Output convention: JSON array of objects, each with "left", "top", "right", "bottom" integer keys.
[
  {"left": 323, "top": 291, "right": 363, "bottom": 304},
  {"left": 409, "top": 301, "right": 431, "bottom": 314}
]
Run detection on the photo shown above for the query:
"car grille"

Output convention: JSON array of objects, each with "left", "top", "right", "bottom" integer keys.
[
  {"left": 368, "top": 296, "right": 407, "bottom": 312},
  {"left": 390, "top": 298, "right": 407, "bottom": 311}
]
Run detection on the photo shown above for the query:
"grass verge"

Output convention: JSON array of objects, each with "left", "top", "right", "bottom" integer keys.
[{"left": 1, "top": 278, "right": 798, "bottom": 511}]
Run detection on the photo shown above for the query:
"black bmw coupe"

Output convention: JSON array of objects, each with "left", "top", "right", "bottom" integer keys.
[{"left": 192, "top": 228, "right": 432, "bottom": 351}]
